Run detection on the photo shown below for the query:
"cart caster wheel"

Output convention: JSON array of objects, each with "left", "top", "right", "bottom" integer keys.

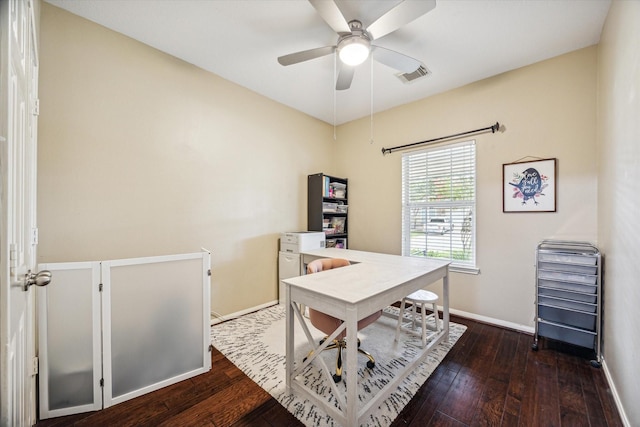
[
  {"left": 332, "top": 374, "right": 342, "bottom": 383},
  {"left": 531, "top": 343, "right": 538, "bottom": 351},
  {"left": 366, "top": 361, "right": 375, "bottom": 369},
  {"left": 590, "top": 360, "right": 601, "bottom": 368}
]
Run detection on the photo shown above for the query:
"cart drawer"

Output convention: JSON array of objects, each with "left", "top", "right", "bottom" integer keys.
[
  {"left": 538, "top": 270, "right": 597, "bottom": 285},
  {"left": 538, "top": 304, "right": 596, "bottom": 330},
  {"left": 538, "top": 252, "right": 597, "bottom": 266},
  {"left": 538, "top": 286, "right": 597, "bottom": 304},
  {"left": 538, "top": 295, "right": 597, "bottom": 313},
  {"left": 538, "top": 261, "right": 597, "bottom": 275},
  {"left": 538, "top": 320, "right": 596, "bottom": 349},
  {"left": 538, "top": 278, "right": 597, "bottom": 294}
]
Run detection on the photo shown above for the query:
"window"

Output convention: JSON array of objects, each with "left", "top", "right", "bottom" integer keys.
[{"left": 402, "top": 140, "right": 476, "bottom": 271}]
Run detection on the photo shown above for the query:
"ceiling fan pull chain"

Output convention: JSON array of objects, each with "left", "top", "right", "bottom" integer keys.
[{"left": 333, "top": 52, "right": 337, "bottom": 140}]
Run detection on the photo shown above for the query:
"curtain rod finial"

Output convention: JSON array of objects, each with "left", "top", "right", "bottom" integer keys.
[{"left": 493, "top": 122, "right": 506, "bottom": 133}]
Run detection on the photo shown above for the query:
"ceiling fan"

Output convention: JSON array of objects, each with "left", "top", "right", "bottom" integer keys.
[{"left": 277, "top": 0, "right": 436, "bottom": 90}]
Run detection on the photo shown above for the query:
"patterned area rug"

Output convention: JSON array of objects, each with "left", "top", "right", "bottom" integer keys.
[{"left": 211, "top": 305, "right": 466, "bottom": 427}]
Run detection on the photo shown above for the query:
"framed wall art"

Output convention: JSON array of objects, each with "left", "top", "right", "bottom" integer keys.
[{"left": 503, "top": 158, "right": 556, "bottom": 212}]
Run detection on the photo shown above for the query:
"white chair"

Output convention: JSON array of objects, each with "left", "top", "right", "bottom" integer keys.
[{"left": 394, "top": 289, "right": 441, "bottom": 348}]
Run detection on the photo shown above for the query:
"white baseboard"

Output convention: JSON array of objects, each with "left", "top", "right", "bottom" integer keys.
[
  {"left": 447, "top": 307, "right": 535, "bottom": 334},
  {"left": 210, "top": 300, "right": 279, "bottom": 325},
  {"left": 214, "top": 303, "right": 535, "bottom": 331},
  {"left": 212, "top": 303, "right": 534, "bottom": 331},
  {"left": 602, "top": 358, "right": 631, "bottom": 427}
]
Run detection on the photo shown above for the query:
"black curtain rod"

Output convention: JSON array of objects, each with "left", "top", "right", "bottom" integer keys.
[{"left": 381, "top": 121, "right": 501, "bottom": 155}]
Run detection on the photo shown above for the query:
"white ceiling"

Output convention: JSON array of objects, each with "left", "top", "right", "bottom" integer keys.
[{"left": 44, "top": 0, "right": 611, "bottom": 125}]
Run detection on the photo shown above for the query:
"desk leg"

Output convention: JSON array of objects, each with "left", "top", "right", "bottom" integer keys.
[
  {"left": 443, "top": 273, "right": 450, "bottom": 341},
  {"left": 285, "top": 287, "right": 293, "bottom": 393},
  {"left": 345, "top": 306, "right": 358, "bottom": 426}
]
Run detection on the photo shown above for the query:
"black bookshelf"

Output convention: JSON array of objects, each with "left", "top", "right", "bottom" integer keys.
[{"left": 308, "top": 173, "right": 348, "bottom": 249}]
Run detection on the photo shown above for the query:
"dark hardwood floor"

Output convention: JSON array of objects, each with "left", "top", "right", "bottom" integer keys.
[{"left": 36, "top": 314, "right": 623, "bottom": 427}]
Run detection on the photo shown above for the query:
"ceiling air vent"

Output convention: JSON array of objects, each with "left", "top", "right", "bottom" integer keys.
[{"left": 397, "top": 65, "right": 431, "bottom": 84}]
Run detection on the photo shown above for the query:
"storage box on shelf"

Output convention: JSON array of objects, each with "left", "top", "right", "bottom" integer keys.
[
  {"left": 326, "top": 238, "right": 347, "bottom": 249},
  {"left": 533, "top": 240, "right": 602, "bottom": 367},
  {"left": 308, "top": 173, "right": 348, "bottom": 248}
]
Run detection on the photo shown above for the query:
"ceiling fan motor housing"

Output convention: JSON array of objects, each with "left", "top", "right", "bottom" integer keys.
[{"left": 337, "top": 20, "right": 371, "bottom": 66}]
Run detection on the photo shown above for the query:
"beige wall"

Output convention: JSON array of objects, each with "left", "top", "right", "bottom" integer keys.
[
  {"left": 38, "top": 3, "right": 603, "bottom": 328},
  {"left": 597, "top": 1, "right": 640, "bottom": 424},
  {"left": 37, "top": 3, "right": 337, "bottom": 316},
  {"left": 336, "top": 47, "right": 598, "bottom": 330},
  {"left": 39, "top": 3, "right": 601, "bottom": 329}
]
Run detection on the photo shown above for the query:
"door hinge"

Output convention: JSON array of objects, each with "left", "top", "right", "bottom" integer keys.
[
  {"left": 9, "top": 244, "right": 17, "bottom": 276},
  {"left": 208, "top": 269, "right": 212, "bottom": 277},
  {"left": 208, "top": 344, "right": 213, "bottom": 352},
  {"left": 33, "top": 98, "right": 40, "bottom": 116},
  {"left": 32, "top": 227, "right": 39, "bottom": 245},
  {"left": 99, "top": 283, "right": 103, "bottom": 292},
  {"left": 32, "top": 357, "right": 38, "bottom": 376},
  {"left": 100, "top": 378, "right": 104, "bottom": 387}
]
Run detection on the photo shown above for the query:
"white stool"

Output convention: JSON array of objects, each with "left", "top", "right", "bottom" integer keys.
[{"left": 394, "top": 289, "right": 441, "bottom": 348}]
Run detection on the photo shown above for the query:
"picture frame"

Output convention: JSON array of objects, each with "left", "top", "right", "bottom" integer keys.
[{"left": 503, "top": 158, "right": 556, "bottom": 212}]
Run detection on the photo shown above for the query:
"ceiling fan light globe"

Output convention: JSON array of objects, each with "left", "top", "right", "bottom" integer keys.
[{"left": 338, "top": 37, "right": 370, "bottom": 66}]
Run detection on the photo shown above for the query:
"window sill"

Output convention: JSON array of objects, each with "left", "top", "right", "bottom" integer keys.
[{"left": 449, "top": 265, "right": 480, "bottom": 275}]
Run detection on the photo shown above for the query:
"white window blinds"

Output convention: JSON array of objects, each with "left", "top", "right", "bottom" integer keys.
[{"left": 402, "top": 140, "right": 476, "bottom": 269}]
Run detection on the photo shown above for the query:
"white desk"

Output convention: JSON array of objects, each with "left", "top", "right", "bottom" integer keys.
[{"left": 284, "top": 248, "right": 450, "bottom": 426}]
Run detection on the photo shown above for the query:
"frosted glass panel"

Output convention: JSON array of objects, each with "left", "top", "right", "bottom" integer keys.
[
  {"left": 38, "top": 263, "right": 100, "bottom": 418},
  {"left": 108, "top": 257, "right": 204, "bottom": 398}
]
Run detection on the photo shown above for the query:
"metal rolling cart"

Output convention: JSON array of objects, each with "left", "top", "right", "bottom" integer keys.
[{"left": 532, "top": 240, "right": 602, "bottom": 368}]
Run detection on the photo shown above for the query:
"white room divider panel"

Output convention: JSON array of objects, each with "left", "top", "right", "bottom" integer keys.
[
  {"left": 38, "top": 251, "right": 211, "bottom": 419},
  {"left": 37, "top": 262, "right": 102, "bottom": 419},
  {"left": 102, "top": 252, "right": 212, "bottom": 406}
]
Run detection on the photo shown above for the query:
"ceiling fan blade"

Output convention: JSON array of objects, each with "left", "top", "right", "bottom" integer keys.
[
  {"left": 277, "top": 45, "right": 336, "bottom": 66},
  {"left": 308, "top": 0, "right": 351, "bottom": 34},
  {"left": 336, "top": 63, "right": 355, "bottom": 90},
  {"left": 366, "top": 0, "right": 436, "bottom": 40},
  {"left": 372, "top": 46, "right": 421, "bottom": 74}
]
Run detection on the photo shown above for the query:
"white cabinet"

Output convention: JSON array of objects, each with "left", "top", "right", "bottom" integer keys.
[
  {"left": 533, "top": 240, "right": 602, "bottom": 367},
  {"left": 278, "top": 251, "right": 302, "bottom": 305},
  {"left": 278, "top": 232, "right": 326, "bottom": 304}
]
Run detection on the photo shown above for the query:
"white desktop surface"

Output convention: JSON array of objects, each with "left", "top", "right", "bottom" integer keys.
[
  {"left": 301, "top": 247, "right": 449, "bottom": 267},
  {"left": 283, "top": 248, "right": 450, "bottom": 426}
]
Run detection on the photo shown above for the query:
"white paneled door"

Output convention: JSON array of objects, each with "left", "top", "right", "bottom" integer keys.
[{"left": 1, "top": 0, "right": 41, "bottom": 425}]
